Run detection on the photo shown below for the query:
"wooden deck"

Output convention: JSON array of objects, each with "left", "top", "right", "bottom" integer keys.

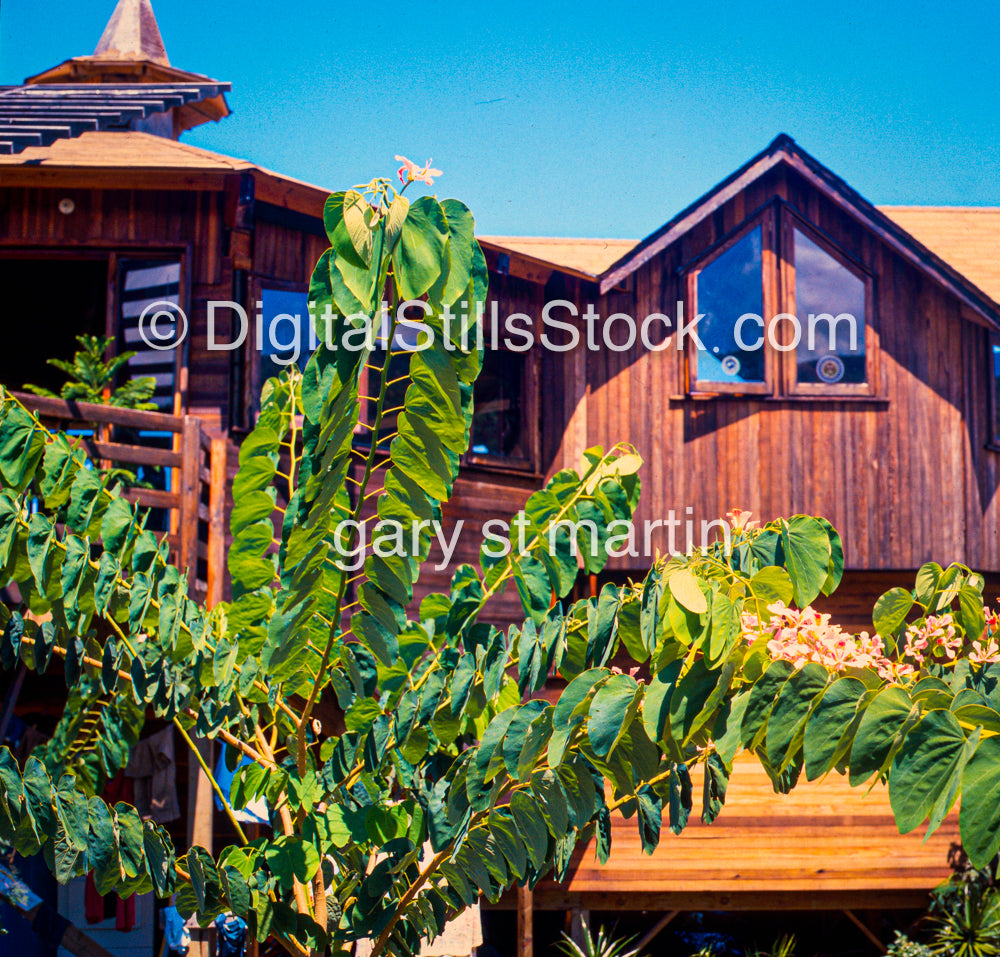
[{"left": 501, "top": 753, "right": 960, "bottom": 913}]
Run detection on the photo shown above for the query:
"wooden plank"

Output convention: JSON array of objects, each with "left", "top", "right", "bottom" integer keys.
[
  {"left": 487, "top": 888, "right": 936, "bottom": 912},
  {"left": 71, "top": 439, "right": 182, "bottom": 468},
  {"left": 178, "top": 416, "right": 202, "bottom": 589},
  {"left": 11, "top": 390, "right": 185, "bottom": 432},
  {"left": 206, "top": 437, "right": 228, "bottom": 608},
  {"left": 122, "top": 488, "right": 181, "bottom": 510}
]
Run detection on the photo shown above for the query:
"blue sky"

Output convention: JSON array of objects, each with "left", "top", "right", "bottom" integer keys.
[{"left": 2, "top": 0, "right": 998, "bottom": 238}]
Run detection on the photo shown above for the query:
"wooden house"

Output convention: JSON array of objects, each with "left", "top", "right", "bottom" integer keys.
[{"left": 2, "top": 2, "right": 1000, "bottom": 954}]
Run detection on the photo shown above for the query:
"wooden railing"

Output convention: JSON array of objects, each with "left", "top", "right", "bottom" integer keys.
[{"left": 11, "top": 392, "right": 227, "bottom": 607}]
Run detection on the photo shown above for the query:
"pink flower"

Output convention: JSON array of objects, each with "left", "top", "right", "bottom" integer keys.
[
  {"left": 971, "top": 636, "right": 1000, "bottom": 663},
  {"left": 726, "top": 508, "right": 759, "bottom": 533},
  {"left": 903, "top": 614, "right": 959, "bottom": 661},
  {"left": 395, "top": 155, "right": 443, "bottom": 186},
  {"left": 743, "top": 602, "right": 891, "bottom": 675}
]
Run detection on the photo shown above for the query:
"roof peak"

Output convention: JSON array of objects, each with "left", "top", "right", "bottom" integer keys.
[{"left": 93, "top": 0, "right": 170, "bottom": 66}]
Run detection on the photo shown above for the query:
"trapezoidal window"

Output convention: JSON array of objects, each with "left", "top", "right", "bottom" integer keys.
[
  {"left": 686, "top": 206, "right": 876, "bottom": 398},
  {"left": 786, "top": 221, "right": 873, "bottom": 396},
  {"left": 688, "top": 219, "right": 772, "bottom": 394}
]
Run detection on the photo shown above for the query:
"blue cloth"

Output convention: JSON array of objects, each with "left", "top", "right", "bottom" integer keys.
[
  {"left": 164, "top": 904, "right": 190, "bottom": 954},
  {"left": 212, "top": 745, "right": 268, "bottom": 824},
  {"left": 214, "top": 913, "right": 247, "bottom": 957}
]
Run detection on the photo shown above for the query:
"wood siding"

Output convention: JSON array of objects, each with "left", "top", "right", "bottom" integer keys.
[
  {"left": 494, "top": 753, "right": 961, "bottom": 912},
  {"left": 520, "top": 165, "right": 1000, "bottom": 577}
]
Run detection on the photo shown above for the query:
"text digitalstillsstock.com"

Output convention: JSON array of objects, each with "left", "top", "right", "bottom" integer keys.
[{"left": 137, "top": 297, "right": 861, "bottom": 364}]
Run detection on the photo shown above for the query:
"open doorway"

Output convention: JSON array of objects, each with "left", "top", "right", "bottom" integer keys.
[{"left": 0, "top": 257, "right": 108, "bottom": 393}]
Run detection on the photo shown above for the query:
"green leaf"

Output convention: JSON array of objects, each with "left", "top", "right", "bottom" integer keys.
[
  {"left": 849, "top": 686, "right": 915, "bottom": 786},
  {"left": 668, "top": 567, "right": 707, "bottom": 614},
  {"left": 392, "top": 196, "right": 448, "bottom": 300},
  {"left": 749, "top": 566, "right": 794, "bottom": 606},
  {"left": 342, "top": 189, "right": 374, "bottom": 265},
  {"left": 509, "top": 791, "right": 549, "bottom": 871},
  {"left": 765, "top": 663, "right": 829, "bottom": 770},
  {"left": 888, "top": 710, "right": 974, "bottom": 834},
  {"left": 817, "top": 516, "right": 844, "bottom": 596},
  {"left": 958, "top": 585, "right": 987, "bottom": 643},
  {"left": 265, "top": 836, "right": 321, "bottom": 888},
  {"left": 779, "top": 516, "right": 831, "bottom": 607},
  {"left": 961, "top": 736, "right": 1000, "bottom": 867},
  {"left": 914, "top": 562, "right": 943, "bottom": 605},
  {"left": 587, "top": 673, "right": 641, "bottom": 757},
  {"left": 803, "top": 677, "right": 867, "bottom": 780},
  {"left": 873, "top": 587, "right": 914, "bottom": 638}
]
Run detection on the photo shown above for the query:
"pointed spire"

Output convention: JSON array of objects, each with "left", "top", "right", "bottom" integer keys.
[{"left": 93, "top": 0, "right": 170, "bottom": 66}]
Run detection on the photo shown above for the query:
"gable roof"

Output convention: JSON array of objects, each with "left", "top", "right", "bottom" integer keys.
[
  {"left": 484, "top": 136, "right": 1000, "bottom": 327},
  {"left": 477, "top": 237, "right": 637, "bottom": 281}
]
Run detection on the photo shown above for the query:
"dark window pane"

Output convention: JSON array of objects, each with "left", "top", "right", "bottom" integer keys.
[
  {"left": 470, "top": 349, "right": 524, "bottom": 459},
  {"left": 695, "top": 226, "right": 765, "bottom": 385},
  {"left": 260, "top": 288, "right": 310, "bottom": 381},
  {"left": 794, "top": 229, "right": 867, "bottom": 385},
  {"left": 993, "top": 344, "right": 1000, "bottom": 442}
]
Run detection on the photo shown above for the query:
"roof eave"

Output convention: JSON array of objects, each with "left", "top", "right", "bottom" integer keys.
[
  {"left": 25, "top": 57, "right": 221, "bottom": 87},
  {"left": 477, "top": 238, "right": 602, "bottom": 285}
]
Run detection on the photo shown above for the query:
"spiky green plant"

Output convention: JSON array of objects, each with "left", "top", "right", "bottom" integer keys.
[
  {"left": 24, "top": 334, "right": 157, "bottom": 409},
  {"left": 930, "top": 884, "right": 1000, "bottom": 957},
  {"left": 745, "top": 934, "right": 796, "bottom": 957},
  {"left": 556, "top": 917, "right": 642, "bottom": 957}
]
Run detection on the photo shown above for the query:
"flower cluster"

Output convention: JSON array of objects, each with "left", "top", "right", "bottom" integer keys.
[
  {"left": 743, "top": 601, "right": 1000, "bottom": 682},
  {"left": 902, "top": 614, "right": 961, "bottom": 661},
  {"left": 742, "top": 602, "right": 894, "bottom": 675},
  {"left": 971, "top": 609, "right": 1000, "bottom": 663}
]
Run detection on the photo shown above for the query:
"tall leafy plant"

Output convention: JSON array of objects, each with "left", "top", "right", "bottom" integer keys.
[
  {"left": 0, "top": 162, "right": 999, "bottom": 957},
  {"left": 24, "top": 334, "right": 157, "bottom": 409}
]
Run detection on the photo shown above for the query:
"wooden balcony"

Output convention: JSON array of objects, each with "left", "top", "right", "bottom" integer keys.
[{"left": 12, "top": 391, "right": 227, "bottom": 607}]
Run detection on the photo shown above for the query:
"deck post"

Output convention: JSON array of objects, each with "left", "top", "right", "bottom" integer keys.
[
  {"left": 179, "top": 415, "right": 202, "bottom": 592},
  {"left": 517, "top": 885, "right": 533, "bottom": 957},
  {"left": 206, "top": 437, "right": 227, "bottom": 607},
  {"left": 186, "top": 734, "right": 215, "bottom": 957},
  {"left": 569, "top": 906, "right": 589, "bottom": 946}
]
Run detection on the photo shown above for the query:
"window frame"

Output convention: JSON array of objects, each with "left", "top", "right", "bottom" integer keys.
[
  {"left": 780, "top": 208, "right": 878, "bottom": 399},
  {"left": 685, "top": 211, "right": 779, "bottom": 396},
  {"left": 988, "top": 333, "right": 1000, "bottom": 450},
  {"left": 463, "top": 342, "right": 539, "bottom": 473},
  {"left": 244, "top": 275, "right": 311, "bottom": 422},
  {"left": 684, "top": 204, "right": 879, "bottom": 399}
]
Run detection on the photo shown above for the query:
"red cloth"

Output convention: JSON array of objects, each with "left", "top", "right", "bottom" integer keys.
[{"left": 84, "top": 772, "right": 137, "bottom": 931}]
